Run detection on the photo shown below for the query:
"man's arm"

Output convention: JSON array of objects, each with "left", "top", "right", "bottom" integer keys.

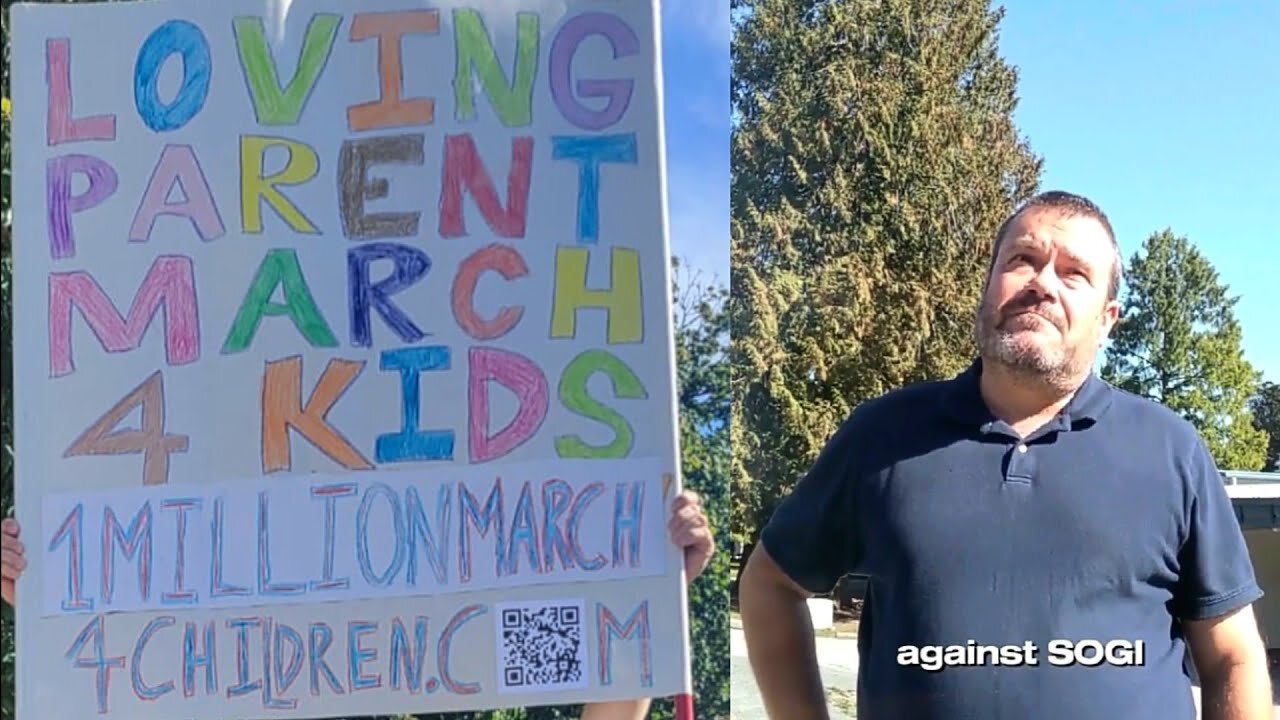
[
  {"left": 1185, "top": 605, "right": 1271, "bottom": 720},
  {"left": 740, "top": 416, "right": 864, "bottom": 720},
  {"left": 740, "top": 544, "right": 830, "bottom": 720},
  {"left": 1173, "top": 434, "right": 1271, "bottom": 720}
]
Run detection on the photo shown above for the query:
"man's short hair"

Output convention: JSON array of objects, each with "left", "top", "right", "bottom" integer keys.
[{"left": 990, "top": 190, "right": 1124, "bottom": 302}]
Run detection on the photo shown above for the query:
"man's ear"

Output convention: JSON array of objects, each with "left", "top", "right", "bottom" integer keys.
[{"left": 1099, "top": 300, "right": 1122, "bottom": 339}]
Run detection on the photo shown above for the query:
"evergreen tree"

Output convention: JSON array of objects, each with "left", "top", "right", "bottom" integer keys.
[
  {"left": 1102, "top": 230, "right": 1267, "bottom": 471},
  {"left": 730, "top": 0, "right": 1042, "bottom": 545},
  {"left": 1250, "top": 382, "right": 1280, "bottom": 472}
]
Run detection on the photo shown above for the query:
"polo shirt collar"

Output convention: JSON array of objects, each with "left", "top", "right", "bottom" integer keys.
[{"left": 939, "top": 358, "right": 1113, "bottom": 430}]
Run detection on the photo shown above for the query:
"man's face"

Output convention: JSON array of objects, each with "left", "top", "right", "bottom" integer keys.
[{"left": 976, "top": 208, "right": 1121, "bottom": 385}]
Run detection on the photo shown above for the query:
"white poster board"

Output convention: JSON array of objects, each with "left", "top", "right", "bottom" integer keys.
[{"left": 9, "top": 0, "right": 689, "bottom": 717}]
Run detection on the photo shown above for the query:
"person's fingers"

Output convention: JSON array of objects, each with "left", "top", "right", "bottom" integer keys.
[
  {"left": 669, "top": 490, "right": 701, "bottom": 513},
  {"left": 1, "top": 551, "right": 26, "bottom": 578},
  {"left": 671, "top": 515, "right": 707, "bottom": 540},
  {"left": 673, "top": 522, "right": 714, "bottom": 549},
  {"left": 1, "top": 535, "right": 25, "bottom": 555},
  {"left": 682, "top": 528, "right": 715, "bottom": 583},
  {"left": 667, "top": 488, "right": 714, "bottom": 582},
  {"left": 0, "top": 546, "right": 24, "bottom": 570},
  {"left": 687, "top": 524, "right": 714, "bottom": 544},
  {"left": 676, "top": 519, "right": 708, "bottom": 543},
  {"left": 0, "top": 518, "right": 18, "bottom": 536},
  {"left": 668, "top": 503, "right": 706, "bottom": 532}
]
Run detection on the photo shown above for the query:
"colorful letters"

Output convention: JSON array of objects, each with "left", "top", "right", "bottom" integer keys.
[{"left": 22, "top": 4, "right": 677, "bottom": 716}]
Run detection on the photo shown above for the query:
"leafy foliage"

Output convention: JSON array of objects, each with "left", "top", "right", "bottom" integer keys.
[{"left": 1101, "top": 230, "right": 1268, "bottom": 471}]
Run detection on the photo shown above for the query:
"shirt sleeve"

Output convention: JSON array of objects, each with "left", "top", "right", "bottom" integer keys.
[
  {"left": 1171, "top": 436, "right": 1264, "bottom": 621},
  {"left": 757, "top": 415, "right": 863, "bottom": 595}
]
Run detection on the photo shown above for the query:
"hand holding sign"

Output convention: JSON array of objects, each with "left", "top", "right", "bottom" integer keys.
[
  {"left": 2, "top": 518, "right": 24, "bottom": 606},
  {"left": 9, "top": 0, "right": 694, "bottom": 717}
]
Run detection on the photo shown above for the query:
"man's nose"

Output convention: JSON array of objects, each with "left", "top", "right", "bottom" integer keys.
[{"left": 1024, "top": 263, "right": 1060, "bottom": 300}]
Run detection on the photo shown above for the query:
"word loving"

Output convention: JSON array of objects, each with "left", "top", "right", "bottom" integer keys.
[{"left": 42, "top": 7, "right": 657, "bottom": 486}]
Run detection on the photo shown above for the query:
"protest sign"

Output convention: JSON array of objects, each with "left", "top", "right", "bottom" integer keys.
[{"left": 9, "top": 0, "right": 689, "bottom": 717}]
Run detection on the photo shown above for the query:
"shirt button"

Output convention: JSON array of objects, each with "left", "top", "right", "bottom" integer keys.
[{"left": 1017, "top": 444, "right": 1028, "bottom": 453}]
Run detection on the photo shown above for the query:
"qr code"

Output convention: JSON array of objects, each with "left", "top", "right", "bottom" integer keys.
[{"left": 496, "top": 600, "right": 588, "bottom": 692}]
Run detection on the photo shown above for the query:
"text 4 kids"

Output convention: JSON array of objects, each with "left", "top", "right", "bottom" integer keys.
[{"left": 35, "top": 7, "right": 664, "bottom": 485}]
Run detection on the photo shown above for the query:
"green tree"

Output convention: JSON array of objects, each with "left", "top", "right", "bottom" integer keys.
[
  {"left": 730, "top": 0, "right": 1042, "bottom": 551},
  {"left": 666, "top": 263, "right": 730, "bottom": 720},
  {"left": 1249, "top": 381, "right": 1280, "bottom": 472},
  {"left": 1102, "top": 230, "right": 1267, "bottom": 471}
]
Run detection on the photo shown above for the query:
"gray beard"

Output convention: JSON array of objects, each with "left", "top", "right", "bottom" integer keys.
[{"left": 976, "top": 306, "right": 1082, "bottom": 392}]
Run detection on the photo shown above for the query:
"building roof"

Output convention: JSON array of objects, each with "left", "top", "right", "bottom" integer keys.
[{"left": 1223, "top": 471, "right": 1280, "bottom": 530}]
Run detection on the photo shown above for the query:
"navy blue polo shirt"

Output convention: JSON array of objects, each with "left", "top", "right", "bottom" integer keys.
[{"left": 761, "top": 360, "right": 1263, "bottom": 720}]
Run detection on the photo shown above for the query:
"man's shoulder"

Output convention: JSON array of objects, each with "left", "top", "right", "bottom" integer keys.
[
  {"left": 1101, "top": 380, "right": 1204, "bottom": 441},
  {"left": 1095, "top": 380, "right": 1221, "bottom": 488},
  {"left": 841, "top": 375, "right": 954, "bottom": 432}
]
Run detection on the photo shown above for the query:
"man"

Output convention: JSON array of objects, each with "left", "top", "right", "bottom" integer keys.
[
  {"left": 739, "top": 191, "right": 1272, "bottom": 719},
  {"left": 1, "top": 490, "right": 715, "bottom": 720}
]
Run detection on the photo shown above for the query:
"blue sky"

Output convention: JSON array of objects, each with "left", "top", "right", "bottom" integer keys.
[
  {"left": 991, "top": 1, "right": 1280, "bottom": 384},
  {"left": 691, "top": 2, "right": 1276, "bottom": 383},
  {"left": 658, "top": 1, "right": 730, "bottom": 288}
]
